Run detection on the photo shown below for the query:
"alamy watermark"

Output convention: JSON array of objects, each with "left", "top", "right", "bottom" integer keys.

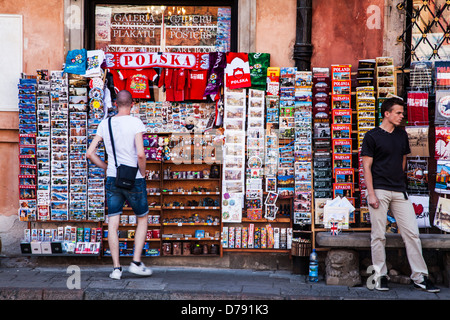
[
  {"left": 366, "top": 265, "right": 377, "bottom": 290},
  {"left": 66, "top": 265, "right": 81, "bottom": 289}
]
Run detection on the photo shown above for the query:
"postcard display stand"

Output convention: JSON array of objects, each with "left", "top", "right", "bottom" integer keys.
[
  {"left": 311, "top": 59, "right": 383, "bottom": 242},
  {"left": 19, "top": 71, "right": 102, "bottom": 256},
  {"left": 221, "top": 60, "right": 313, "bottom": 252}
]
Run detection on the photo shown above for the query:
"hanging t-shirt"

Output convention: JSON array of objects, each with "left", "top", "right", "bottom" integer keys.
[
  {"left": 158, "top": 68, "right": 186, "bottom": 102},
  {"left": 119, "top": 68, "right": 158, "bottom": 99},
  {"left": 185, "top": 70, "right": 208, "bottom": 100},
  {"left": 109, "top": 69, "right": 126, "bottom": 94},
  {"left": 85, "top": 50, "right": 105, "bottom": 78},
  {"left": 360, "top": 126, "right": 411, "bottom": 192}
]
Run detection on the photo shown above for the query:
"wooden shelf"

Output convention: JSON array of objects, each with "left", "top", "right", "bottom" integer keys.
[
  {"left": 103, "top": 157, "right": 223, "bottom": 258},
  {"left": 22, "top": 253, "right": 101, "bottom": 257},
  {"left": 103, "top": 238, "right": 161, "bottom": 242},
  {"left": 240, "top": 217, "right": 291, "bottom": 223},
  {"left": 161, "top": 237, "right": 220, "bottom": 241},
  {"left": 111, "top": 223, "right": 161, "bottom": 227},
  {"left": 162, "top": 206, "right": 220, "bottom": 210},
  {"left": 223, "top": 248, "right": 290, "bottom": 253},
  {"left": 161, "top": 254, "right": 220, "bottom": 257},
  {"left": 162, "top": 223, "right": 220, "bottom": 226},
  {"left": 163, "top": 178, "right": 221, "bottom": 181},
  {"left": 122, "top": 206, "right": 162, "bottom": 211},
  {"left": 28, "top": 220, "right": 103, "bottom": 223},
  {"left": 162, "top": 192, "right": 220, "bottom": 195}
]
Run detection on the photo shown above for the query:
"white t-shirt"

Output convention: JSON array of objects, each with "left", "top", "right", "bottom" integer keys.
[{"left": 96, "top": 115, "right": 146, "bottom": 178}]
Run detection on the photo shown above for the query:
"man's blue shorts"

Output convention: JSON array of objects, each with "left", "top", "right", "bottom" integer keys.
[{"left": 105, "top": 177, "right": 148, "bottom": 217}]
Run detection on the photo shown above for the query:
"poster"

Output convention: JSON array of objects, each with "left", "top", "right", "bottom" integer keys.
[
  {"left": 406, "top": 159, "right": 428, "bottom": 192},
  {"left": 435, "top": 160, "right": 450, "bottom": 194},
  {"left": 435, "top": 127, "right": 450, "bottom": 160},
  {"left": 435, "top": 196, "right": 450, "bottom": 232},
  {"left": 405, "top": 126, "right": 429, "bottom": 157},
  {"left": 434, "top": 90, "right": 450, "bottom": 125}
]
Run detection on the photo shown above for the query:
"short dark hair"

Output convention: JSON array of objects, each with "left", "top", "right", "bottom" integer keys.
[
  {"left": 115, "top": 90, "right": 133, "bottom": 107},
  {"left": 380, "top": 97, "right": 405, "bottom": 118}
]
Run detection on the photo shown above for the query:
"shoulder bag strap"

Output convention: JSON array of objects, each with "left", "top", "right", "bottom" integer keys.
[{"left": 108, "top": 117, "right": 119, "bottom": 168}]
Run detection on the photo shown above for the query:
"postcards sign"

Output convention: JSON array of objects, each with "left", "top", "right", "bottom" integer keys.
[{"left": 105, "top": 52, "right": 209, "bottom": 70}]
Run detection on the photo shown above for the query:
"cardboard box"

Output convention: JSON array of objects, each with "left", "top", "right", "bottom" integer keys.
[
  {"left": 20, "top": 242, "right": 31, "bottom": 254},
  {"left": 41, "top": 242, "right": 52, "bottom": 254},
  {"left": 31, "top": 242, "right": 42, "bottom": 254},
  {"left": 51, "top": 242, "right": 63, "bottom": 254}
]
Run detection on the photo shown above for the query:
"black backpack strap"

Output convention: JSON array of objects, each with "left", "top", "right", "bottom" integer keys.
[{"left": 108, "top": 117, "right": 118, "bottom": 168}]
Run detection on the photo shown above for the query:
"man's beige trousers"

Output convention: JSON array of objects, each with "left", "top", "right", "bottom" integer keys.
[{"left": 369, "top": 189, "right": 428, "bottom": 282}]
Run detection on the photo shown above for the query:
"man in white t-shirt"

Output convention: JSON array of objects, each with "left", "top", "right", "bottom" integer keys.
[{"left": 87, "top": 90, "right": 152, "bottom": 280}]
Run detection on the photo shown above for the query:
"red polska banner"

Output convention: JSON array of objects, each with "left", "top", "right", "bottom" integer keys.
[{"left": 105, "top": 52, "right": 210, "bottom": 70}]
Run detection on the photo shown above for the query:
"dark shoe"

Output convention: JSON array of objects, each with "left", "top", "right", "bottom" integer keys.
[
  {"left": 414, "top": 276, "right": 440, "bottom": 293},
  {"left": 375, "top": 276, "right": 389, "bottom": 291}
]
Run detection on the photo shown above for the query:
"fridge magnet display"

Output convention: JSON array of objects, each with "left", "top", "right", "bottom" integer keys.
[{"left": 222, "top": 193, "right": 243, "bottom": 223}]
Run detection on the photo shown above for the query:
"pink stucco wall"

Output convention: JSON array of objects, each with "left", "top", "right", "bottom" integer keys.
[
  {"left": 0, "top": 0, "right": 64, "bottom": 216},
  {"left": 256, "top": 0, "right": 385, "bottom": 69}
]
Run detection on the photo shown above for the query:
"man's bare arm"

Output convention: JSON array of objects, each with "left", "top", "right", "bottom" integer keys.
[
  {"left": 86, "top": 135, "right": 107, "bottom": 170},
  {"left": 135, "top": 132, "right": 146, "bottom": 177},
  {"left": 362, "top": 155, "right": 379, "bottom": 209}
]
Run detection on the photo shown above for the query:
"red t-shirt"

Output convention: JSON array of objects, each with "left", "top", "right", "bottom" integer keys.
[
  {"left": 158, "top": 68, "right": 186, "bottom": 102},
  {"left": 110, "top": 69, "right": 126, "bottom": 93},
  {"left": 185, "top": 70, "right": 208, "bottom": 101},
  {"left": 119, "top": 68, "right": 158, "bottom": 99}
]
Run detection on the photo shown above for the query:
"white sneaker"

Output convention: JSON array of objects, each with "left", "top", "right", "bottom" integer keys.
[
  {"left": 109, "top": 268, "right": 122, "bottom": 280},
  {"left": 129, "top": 262, "right": 153, "bottom": 276}
]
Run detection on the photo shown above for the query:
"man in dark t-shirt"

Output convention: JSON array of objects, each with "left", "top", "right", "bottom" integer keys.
[{"left": 361, "top": 97, "right": 439, "bottom": 293}]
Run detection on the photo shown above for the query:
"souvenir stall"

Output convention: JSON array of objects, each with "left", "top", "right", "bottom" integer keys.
[{"left": 17, "top": 43, "right": 450, "bottom": 261}]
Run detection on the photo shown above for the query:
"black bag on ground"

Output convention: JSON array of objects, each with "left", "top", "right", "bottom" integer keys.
[{"left": 108, "top": 117, "right": 139, "bottom": 190}]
